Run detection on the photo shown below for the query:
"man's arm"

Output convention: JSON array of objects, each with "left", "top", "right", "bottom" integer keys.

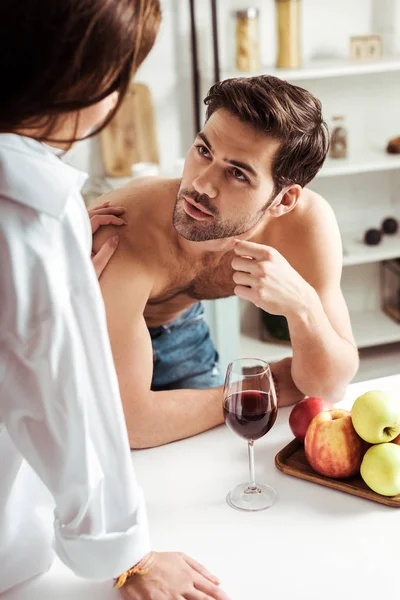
[
  {"left": 99, "top": 256, "right": 224, "bottom": 449},
  {"left": 232, "top": 201, "right": 359, "bottom": 405}
]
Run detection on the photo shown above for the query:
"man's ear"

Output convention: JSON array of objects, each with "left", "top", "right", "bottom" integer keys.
[{"left": 268, "top": 185, "right": 302, "bottom": 217}]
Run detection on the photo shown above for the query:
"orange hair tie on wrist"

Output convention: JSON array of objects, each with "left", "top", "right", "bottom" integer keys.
[{"left": 114, "top": 553, "right": 154, "bottom": 588}]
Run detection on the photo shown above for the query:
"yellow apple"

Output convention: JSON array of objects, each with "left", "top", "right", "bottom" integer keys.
[
  {"left": 351, "top": 390, "right": 400, "bottom": 444},
  {"left": 360, "top": 443, "right": 400, "bottom": 496}
]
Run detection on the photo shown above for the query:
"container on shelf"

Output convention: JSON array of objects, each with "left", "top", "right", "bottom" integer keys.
[
  {"left": 234, "top": 8, "right": 260, "bottom": 72},
  {"left": 381, "top": 259, "right": 400, "bottom": 324},
  {"left": 275, "top": 0, "right": 301, "bottom": 69},
  {"left": 261, "top": 310, "right": 291, "bottom": 343},
  {"left": 329, "top": 115, "right": 348, "bottom": 159}
]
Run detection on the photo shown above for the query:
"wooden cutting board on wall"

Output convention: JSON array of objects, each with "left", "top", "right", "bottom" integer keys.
[{"left": 100, "top": 82, "right": 159, "bottom": 177}]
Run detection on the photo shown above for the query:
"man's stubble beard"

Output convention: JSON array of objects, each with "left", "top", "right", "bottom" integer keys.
[{"left": 172, "top": 189, "right": 275, "bottom": 242}]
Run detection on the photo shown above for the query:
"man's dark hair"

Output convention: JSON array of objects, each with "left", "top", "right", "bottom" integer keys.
[
  {"left": 0, "top": 0, "right": 161, "bottom": 142},
  {"left": 204, "top": 75, "right": 329, "bottom": 193}
]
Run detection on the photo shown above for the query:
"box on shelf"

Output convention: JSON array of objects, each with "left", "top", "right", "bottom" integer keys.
[{"left": 381, "top": 259, "right": 400, "bottom": 323}]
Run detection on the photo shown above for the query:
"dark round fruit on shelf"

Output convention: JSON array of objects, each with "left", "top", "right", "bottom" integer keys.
[
  {"left": 364, "top": 228, "right": 382, "bottom": 246},
  {"left": 382, "top": 217, "right": 398, "bottom": 235}
]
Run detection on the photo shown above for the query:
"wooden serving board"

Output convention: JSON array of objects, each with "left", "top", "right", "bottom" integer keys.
[
  {"left": 275, "top": 438, "right": 400, "bottom": 507},
  {"left": 100, "top": 82, "right": 159, "bottom": 177}
]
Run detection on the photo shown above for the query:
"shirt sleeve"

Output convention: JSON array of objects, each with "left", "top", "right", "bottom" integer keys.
[{"left": 0, "top": 202, "right": 151, "bottom": 581}]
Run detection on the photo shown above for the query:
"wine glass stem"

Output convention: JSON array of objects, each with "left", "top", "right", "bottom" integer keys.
[{"left": 248, "top": 440, "right": 256, "bottom": 488}]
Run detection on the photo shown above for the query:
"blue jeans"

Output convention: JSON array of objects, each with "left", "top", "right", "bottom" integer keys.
[{"left": 148, "top": 302, "right": 224, "bottom": 391}]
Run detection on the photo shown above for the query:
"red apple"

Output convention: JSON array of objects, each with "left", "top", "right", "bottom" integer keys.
[
  {"left": 392, "top": 433, "right": 400, "bottom": 445},
  {"left": 304, "top": 409, "right": 368, "bottom": 479},
  {"left": 289, "top": 396, "right": 334, "bottom": 443}
]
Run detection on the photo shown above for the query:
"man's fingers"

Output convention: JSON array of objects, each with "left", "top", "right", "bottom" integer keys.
[
  {"left": 92, "top": 236, "right": 119, "bottom": 278},
  {"left": 184, "top": 555, "right": 220, "bottom": 586},
  {"left": 234, "top": 239, "right": 274, "bottom": 260},
  {"left": 232, "top": 271, "right": 253, "bottom": 287},
  {"left": 234, "top": 284, "right": 254, "bottom": 302},
  {"left": 90, "top": 214, "right": 127, "bottom": 234},
  {"left": 231, "top": 255, "right": 257, "bottom": 274},
  {"left": 193, "top": 580, "right": 231, "bottom": 600}
]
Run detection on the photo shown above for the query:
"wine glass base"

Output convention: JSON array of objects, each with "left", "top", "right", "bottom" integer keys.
[{"left": 226, "top": 483, "right": 277, "bottom": 512}]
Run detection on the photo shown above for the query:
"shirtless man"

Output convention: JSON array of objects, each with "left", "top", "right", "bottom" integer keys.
[{"left": 91, "top": 75, "right": 359, "bottom": 449}]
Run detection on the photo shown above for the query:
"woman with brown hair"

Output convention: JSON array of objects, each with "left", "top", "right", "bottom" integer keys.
[{"left": 0, "top": 1, "right": 229, "bottom": 598}]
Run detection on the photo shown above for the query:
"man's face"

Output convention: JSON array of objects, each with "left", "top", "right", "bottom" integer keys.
[{"left": 173, "top": 109, "right": 280, "bottom": 242}]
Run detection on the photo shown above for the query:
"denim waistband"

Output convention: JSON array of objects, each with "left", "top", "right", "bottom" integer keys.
[{"left": 148, "top": 302, "right": 204, "bottom": 337}]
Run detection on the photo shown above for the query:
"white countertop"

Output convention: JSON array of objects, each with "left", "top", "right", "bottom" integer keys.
[{"left": 4, "top": 374, "right": 400, "bottom": 600}]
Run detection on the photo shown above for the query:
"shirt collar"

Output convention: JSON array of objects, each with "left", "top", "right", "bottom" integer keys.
[{"left": 0, "top": 134, "right": 88, "bottom": 219}]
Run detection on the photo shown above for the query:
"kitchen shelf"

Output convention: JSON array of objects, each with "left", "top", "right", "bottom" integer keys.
[
  {"left": 240, "top": 331, "right": 292, "bottom": 364},
  {"left": 342, "top": 233, "right": 400, "bottom": 267},
  {"left": 221, "top": 55, "right": 400, "bottom": 83},
  {"left": 240, "top": 308, "right": 400, "bottom": 364},
  {"left": 317, "top": 149, "right": 400, "bottom": 179},
  {"left": 351, "top": 309, "right": 400, "bottom": 348}
]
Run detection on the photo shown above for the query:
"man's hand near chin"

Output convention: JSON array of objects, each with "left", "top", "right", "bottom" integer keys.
[{"left": 88, "top": 200, "right": 127, "bottom": 278}]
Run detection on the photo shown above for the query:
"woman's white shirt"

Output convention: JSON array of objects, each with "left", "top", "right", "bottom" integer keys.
[{"left": 0, "top": 134, "right": 150, "bottom": 594}]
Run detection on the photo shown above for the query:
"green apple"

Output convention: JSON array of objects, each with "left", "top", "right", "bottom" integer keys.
[
  {"left": 360, "top": 443, "right": 400, "bottom": 496},
  {"left": 351, "top": 390, "right": 400, "bottom": 443}
]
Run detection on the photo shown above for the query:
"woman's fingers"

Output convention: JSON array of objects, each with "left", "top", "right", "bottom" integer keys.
[
  {"left": 90, "top": 214, "right": 127, "bottom": 234},
  {"left": 183, "top": 555, "right": 220, "bottom": 586},
  {"left": 192, "top": 580, "right": 231, "bottom": 600},
  {"left": 89, "top": 205, "right": 125, "bottom": 217},
  {"left": 91, "top": 235, "right": 119, "bottom": 278}
]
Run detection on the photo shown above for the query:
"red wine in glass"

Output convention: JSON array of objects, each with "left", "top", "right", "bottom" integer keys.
[
  {"left": 223, "top": 390, "right": 277, "bottom": 441},
  {"left": 223, "top": 358, "right": 278, "bottom": 512}
]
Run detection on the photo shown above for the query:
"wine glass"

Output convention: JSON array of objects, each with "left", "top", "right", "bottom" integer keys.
[{"left": 223, "top": 358, "right": 278, "bottom": 512}]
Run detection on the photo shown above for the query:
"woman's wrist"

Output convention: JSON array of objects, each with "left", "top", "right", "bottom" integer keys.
[{"left": 114, "top": 552, "right": 155, "bottom": 588}]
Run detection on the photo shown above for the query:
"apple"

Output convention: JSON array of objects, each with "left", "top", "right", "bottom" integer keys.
[
  {"left": 392, "top": 433, "right": 400, "bottom": 445},
  {"left": 304, "top": 409, "right": 367, "bottom": 479},
  {"left": 351, "top": 390, "right": 400, "bottom": 444},
  {"left": 360, "top": 443, "right": 400, "bottom": 496},
  {"left": 289, "top": 396, "right": 334, "bottom": 443}
]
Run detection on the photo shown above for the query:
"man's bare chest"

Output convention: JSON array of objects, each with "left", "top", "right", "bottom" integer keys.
[{"left": 147, "top": 252, "right": 235, "bottom": 306}]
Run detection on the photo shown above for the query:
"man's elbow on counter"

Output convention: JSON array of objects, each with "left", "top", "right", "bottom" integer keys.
[
  {"left": 294, "top": 349, "right": 360, "bottom": 404},
  {"left": 128, "top": 419, "right": 162, "bottom": 450},
  {"left": 123, "top": 393, "right": 163, "bottom": 450},
  {"left": 316, "top": 350, "right": 360, "bottom": 404}
]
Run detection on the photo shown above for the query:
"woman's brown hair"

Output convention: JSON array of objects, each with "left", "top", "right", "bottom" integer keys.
[
  {"left": 0, "top": 0, "right": 161, "bottom": 142},
  {"left": 204, "top": 75, "right": 329, "bottom": 194}
]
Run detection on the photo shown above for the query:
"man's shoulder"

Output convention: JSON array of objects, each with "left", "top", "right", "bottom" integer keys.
[
  {"left": 270, "top": 187, "right": 342, "bottom": 276},
  {"left": 286, "top": 187, "right": 338, "bottom": 235},
  {"left": 91, "top": 177, "right": 180, "bottom": 277},
  {"left": 298, "top": 187, "right": 333, "bottom": 216},
  {"left": 108, "top": 176, "right": 179, "bottom": 211}
]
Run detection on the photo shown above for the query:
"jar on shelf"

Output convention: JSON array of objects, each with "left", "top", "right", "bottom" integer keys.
[
  {"left": 234, "top": 8, "right": 260, "bottom": 72},
  {"left": 275, "top": 0, "right": 302, "bottom": 69},
  {"left": 329, "top": 115, "right": 348, "bottom": 159}
]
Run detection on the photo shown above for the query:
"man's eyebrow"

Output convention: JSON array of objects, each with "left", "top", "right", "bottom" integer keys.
[
  {"left": 198, "top": 132, "right": 213, "bottom": 151},
  {"left": 227, "top": 159, "right": 258, "bottom": 180},
  {"left": 196, "top": 132, "right": 259, "bottom": 180}
]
